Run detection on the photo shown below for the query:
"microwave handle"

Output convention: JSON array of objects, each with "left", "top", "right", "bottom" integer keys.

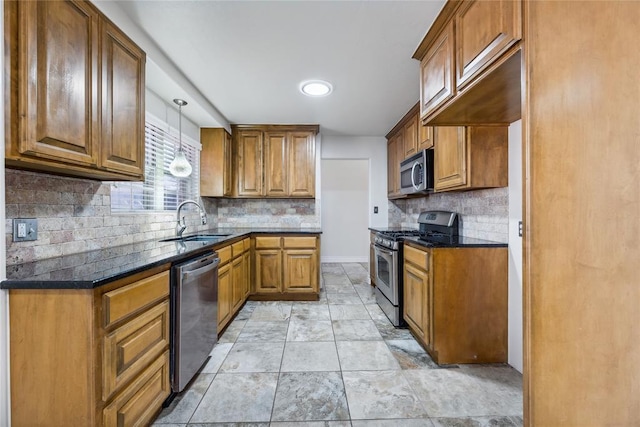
[{"left": 411, "top": 162, "right": 420, "bottom": 191}]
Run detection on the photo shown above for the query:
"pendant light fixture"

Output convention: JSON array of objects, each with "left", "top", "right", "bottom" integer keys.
[{"left": 169, "top": 98, "right": 192, "bottom": 178}]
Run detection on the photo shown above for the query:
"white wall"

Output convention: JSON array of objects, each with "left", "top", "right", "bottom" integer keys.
[
  {"left": 321, "top": 136, "right": 388, "bottom": 229},
  {"left": 508, "top": 120, "right": 523, "bottom": 373},
  {"left": 321, "top": 159, "right": 369, "bottom": 262},
  {"left": 146, "top": 89, "right": 200, "bottom": 143}
]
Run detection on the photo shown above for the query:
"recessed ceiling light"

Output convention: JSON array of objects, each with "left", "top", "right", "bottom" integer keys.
[{"left": 300, "top": 80, "right": 333, "bottom": 97}]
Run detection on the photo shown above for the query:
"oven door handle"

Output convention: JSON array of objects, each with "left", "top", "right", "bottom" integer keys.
[{"left": 375, "top": 246, "right": 395, "bottom": 257}]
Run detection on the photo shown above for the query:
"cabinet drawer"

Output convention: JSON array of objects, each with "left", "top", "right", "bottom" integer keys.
[
  {"left": 255, "top": 236, "right": 281, "bottom": 249},
  {"left": 217, "top": 245, "right": 232, "bottom": 265},
  {"left": 103, "top": 271, "right": 169, "bottom": 328},
  {"left": 103, "top": 301, "right": 169, "bottom": 400},
  {"left": 232, "top": 241, "right": 245, "bottom": 257},
  {"left": 243, "top": 238, "right": 251, "bottom": 252},
  {"left": 103, "top": 351, "right": 170, "bottom": 427},
  {"left": 283, "top": 236, "right": 317, "bottom": 249},
  {"left": 404, "top": 245, "right": 429, "bottom": 269}
]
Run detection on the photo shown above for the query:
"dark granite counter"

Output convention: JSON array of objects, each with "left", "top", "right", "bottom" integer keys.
[
  {"left": 2, "top": 228, "right": 322, "bottom": 290},
  {"left": 368, "top": 227, "right": 418, "bottom": 233},
  {"left": 369, "top": 227, "right": 507, "bottom": 248},
  {"left": 403, "top": 235, "right": 508, "bottom": 249}
]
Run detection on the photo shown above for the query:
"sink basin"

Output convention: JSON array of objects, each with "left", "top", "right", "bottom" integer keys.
[{"left": 160, "top": 234, "right": 230, "bottom": 243}]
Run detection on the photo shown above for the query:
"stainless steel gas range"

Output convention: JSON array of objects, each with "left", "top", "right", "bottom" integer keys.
[{"left": 372, "top": 211, "right": 459, "bottom": 326}]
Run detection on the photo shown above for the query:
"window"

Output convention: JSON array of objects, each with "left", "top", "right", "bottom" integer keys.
[{"left": 111, "top": 113, "right": 201, "bottom": 212}]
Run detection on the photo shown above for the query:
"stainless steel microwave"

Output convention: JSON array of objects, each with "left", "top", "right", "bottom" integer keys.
[{"left": 400, "top": 149, "right": 434, "bottom": 195}]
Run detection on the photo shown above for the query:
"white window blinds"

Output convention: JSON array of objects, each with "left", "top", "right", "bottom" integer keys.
[{"left": 111, "top": 113, "right": 201, "bottom": 212}]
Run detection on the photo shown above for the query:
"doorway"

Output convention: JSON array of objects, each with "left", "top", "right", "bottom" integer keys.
[{"left": 320, "top": 159, "right": 369, "bottom": 263}]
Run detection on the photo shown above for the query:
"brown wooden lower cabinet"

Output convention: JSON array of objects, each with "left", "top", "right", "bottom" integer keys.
[
  {"left": 217, "top": 238, "right": 250, "bottom": 333},
  {"left": 217, "top": 262, "right": 232, "bottom": 330},
  {"left": 252, "top": 234, "right": 320, "bottom": 300},
  {"left": 8, "top": 266, "right": 171, "bottom": 427},
  {"left": 403, "top": 242, "right": 507, "bottom": 364},
  {"left": 216, "top": 234, "right": 320, "bottom": 331}
]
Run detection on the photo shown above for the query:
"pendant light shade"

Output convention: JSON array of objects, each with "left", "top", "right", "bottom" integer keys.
[
  {"left": 169, "top": 149, "right": 192, "bottom": 177},
  {"left": 169, "top": 98, "right": 192, "bottom": 178}
]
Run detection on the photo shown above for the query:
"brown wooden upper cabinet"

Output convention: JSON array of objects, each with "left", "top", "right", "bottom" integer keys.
[
  {"left": 434, "top": 126, "right": 508, "bottom": 192},
  {"left": 232, "top": 125, "right": 318, "bottom": 198},
  {"left": 387, "top": 102, "right": 432, "bottom": 200},
  {"left": 387, "top": 133, "right": 403, "bottom": 199},
  {"left": 420, "top": 20, "right": 455, "bottom": 120},
  {"left": 5, "top": 0, "right": 146, "bottom": 181},
  {"left": 200, "top": 128, "right": 233, "bottom": 197},
  {"left": 419, "top": 124, "right": 434, "bottom": 151},
  {"left": 455, "top": 0, "right": 522, "bottom": 89},
  {"left": 413, "top": 0, "right": 522, "bottom": 125}
]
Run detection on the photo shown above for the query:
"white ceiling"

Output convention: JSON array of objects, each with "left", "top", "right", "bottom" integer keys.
[{"left": 112, "top": 0, "right": 445, "bottom": 137}]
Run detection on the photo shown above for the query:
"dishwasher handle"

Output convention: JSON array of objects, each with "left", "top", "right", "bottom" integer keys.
[{"left": 181, "top": 254, "right": 220, "bottom": 281}]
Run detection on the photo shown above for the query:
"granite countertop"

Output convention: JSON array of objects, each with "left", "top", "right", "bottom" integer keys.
[
  {"left": 368, "top": 227, "right": 418, "bottom": 233},
  {"left": 403, "top": 235, "right": 508, "bottom": 249},
  {"left": 2, "top": 227, "right": 322, "bottom": 290},
  {"left": 369, "top": 227, "right": 507, "bottom": 248}
]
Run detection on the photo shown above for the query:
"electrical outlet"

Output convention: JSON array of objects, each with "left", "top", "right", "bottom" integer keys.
[
  {"left": 13, "top": 218, "right": 38, "bottom": 242},
  {"left": 17, "top": 223, "right": 26, "bottom": 238},
  {"left": 518, "top": 221, "right": 523, "bottom": 237}
]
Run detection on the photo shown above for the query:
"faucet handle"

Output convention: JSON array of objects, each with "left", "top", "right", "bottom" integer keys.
[{"left": 201, "top": 213, "right": 207, "bottom": 225}]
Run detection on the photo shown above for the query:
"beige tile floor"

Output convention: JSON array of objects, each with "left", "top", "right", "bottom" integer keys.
[{"left": 152, "top": 263, "right": 523, "bottom": 427}]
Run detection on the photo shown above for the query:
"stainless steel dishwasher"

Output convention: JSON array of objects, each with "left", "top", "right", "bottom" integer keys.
[{"left": 170, "top": 251, "right": 220, "bottom": 392}]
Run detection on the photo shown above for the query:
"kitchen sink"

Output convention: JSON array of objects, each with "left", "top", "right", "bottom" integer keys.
[{"left": 160, "top": 234, "right": 231, "bottom": 243}]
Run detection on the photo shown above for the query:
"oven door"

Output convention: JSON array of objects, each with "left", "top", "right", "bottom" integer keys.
[{"left": 374, "top": 244, "right": 398, "bottom": 305}]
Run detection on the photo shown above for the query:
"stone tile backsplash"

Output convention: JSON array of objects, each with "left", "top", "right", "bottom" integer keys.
[
  {"left": 5, "top": 170, "right": 320, "bottom": 264},
  {"left": 5, "top": 168, "right": 503, "bottom": 264},
  {"left": 5, "top": 170, "right": 217, "bottom": 265},
  {"left": 216, "top": 199, "right": 320, "bottom": 228},
  {"left": 388, "top": 187, "right": 509, "bottom": 243}
]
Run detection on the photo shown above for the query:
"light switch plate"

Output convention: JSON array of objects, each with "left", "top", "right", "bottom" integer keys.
[{"left": 13, "top": 218, "right": 38, "bottom": 242}]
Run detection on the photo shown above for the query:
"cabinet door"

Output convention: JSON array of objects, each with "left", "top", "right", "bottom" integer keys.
[
  {"left": 264, "top": 132, "right": 288, "bottom": 197},
  {"left": 283, "top": 249, "right": 318, "bottom": 293},
  {"left": 387, "top": 138, "right": 395, "bottom": 197},
  {"left": 217, "top": 263, "right": 232, "bottom": 330},
  {"left": 103, "top": 351, "right": 170, "bottom": 427},
  {"left": 420, "top": 20, "right": 455, "bottom": 119},
  {"left": 17, "top": 0, "right": 100, "bottom": 167},
  {"left": 231, "top": 256, "right": 244, "bottom": 312},
  {"left": 403, "top": 262, "right": 430, "bottom": 345},
  {"left": 288, "top": 131, "right": 316, "bottom": 197},
  {"left": 394, "top": 133, "right": 405, "bottom": 194},
  {"left": 455, "top": 0, "right": 522, "bottom": 89},
  {"left": 403, "top": 116, "right": 418, "bottom": 158},
  {"left": 387, "top": 133, "right": 403, "bottom": 197},
  {"left": 236, "top": 130, "right": 263, "bottom": 196},
  {"left": 243, "top": 251, "right": 251, "bottom": 298},
  {"left": 103, "top": 301, "right": 169, "bottom": 401},
  {"left": 434, "top": 126, "right": 467, "bottom": 191},
  {"left": 255, "top": 250, "right": 282, "bottom": 293},
  {"left": 200, "top": 128, "right": 233, "bottom": 197},
  {"left": 418, "top": 125, "right": 434, "bottom": 150},
  {"left": 101, "top": 20, "right": 145, "bottom": 178},
  {"left": 223, "top": 131, "right": 233, "bottom": 196}
]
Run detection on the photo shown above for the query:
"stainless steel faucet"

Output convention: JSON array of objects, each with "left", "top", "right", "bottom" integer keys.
[{"left": 176, "top": 200, "right": 207, "bottom": 238}]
